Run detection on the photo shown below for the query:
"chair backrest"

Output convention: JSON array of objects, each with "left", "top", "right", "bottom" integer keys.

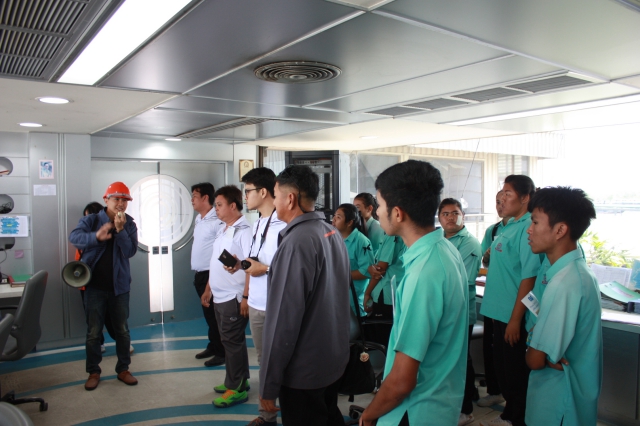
[
  {"left": 0, "top": 314, "right": 14, "bottom": 356},
  {"left": 10, "top": 271, "right": 47, "bottom": 358}
]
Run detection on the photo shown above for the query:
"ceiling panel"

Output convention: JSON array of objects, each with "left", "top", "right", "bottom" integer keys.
[
  {"left": 380, "top": 0, "right": 640, "bottom": 80},
  {"left": 189, "top": 12, "right": 507, "bottom": 107},
  {"left": 314, "top": 55, "right": 560, "bottom": 112},
  {"left": 99, "top": 0, "right": 357, "bottom": 93}
]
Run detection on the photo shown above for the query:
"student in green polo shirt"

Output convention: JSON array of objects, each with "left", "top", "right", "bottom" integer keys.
[
  {"left": 354, "top": 192, "right": 385, "bottom": 254},
  {"left": 333, "top": 203, "right": 375, "bottom": 316},
  {"left": 525, "top": 187, "right": 601, "bottom": 426},
  {"left": 479, "top": 175, "right": 541, "bottom": 426},
  {"left": 438, "top": 198, "right": 482, "bottom": 426},
  {"left": 360, "top": 160, "right": 468, "bottom": 426}
]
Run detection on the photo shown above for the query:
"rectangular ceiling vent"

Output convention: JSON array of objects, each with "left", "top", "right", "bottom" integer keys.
[
  {"left": 405, "top": 98, "right": 469, "bottom": 110},
  {"left": 365, "top": 106, "right": 418, "bottom": 116},
  {"left": 507, "top": 75, "right": 591, "bottom": 93},
  {"left": 177, "top": 117, "right": 269, "bottom": 138},
  {"left": 452, "top": 87, "right": 522, "bottom": 102}
]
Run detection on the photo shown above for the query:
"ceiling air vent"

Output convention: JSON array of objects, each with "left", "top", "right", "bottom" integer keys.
[
  {"left": 452, "top": 87, "right": 522, "bottom": 102},
  {"left": 365, "top": 106, "right": 418, "bottom": 116},
  {"left": 177, "top": 117, "right": 269, "bottom": 139},
  {"left": 507, "top": 75, "right": 591, "bottom": 93},
  {"left": 254, "top": 61, "right": 341, "bottom": 84},
  {"left": 406, "top": 98, "right": 469, "bottom": 110}
]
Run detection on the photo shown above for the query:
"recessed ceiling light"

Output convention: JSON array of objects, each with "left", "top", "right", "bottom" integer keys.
[
  {"left": 165, "top": 138, "right": 181, "bottom": 141},
  {"left": 37, "top": 97, "right": 70, "bottom": 104},
  {"left": 19, "top": 122, "right": 43, "bottom": 128},
  {"left": 360, "top": 136, "right": 378, "bottom": 139}
]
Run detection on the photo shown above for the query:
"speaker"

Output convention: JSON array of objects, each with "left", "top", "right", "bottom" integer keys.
[{"left": 61, "top": 261, "right": 92, "bottom": 288}]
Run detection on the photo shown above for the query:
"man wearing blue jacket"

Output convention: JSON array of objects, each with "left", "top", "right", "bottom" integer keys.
[{"left": 69, "top": 181, "right": 138, "bottom": 391}]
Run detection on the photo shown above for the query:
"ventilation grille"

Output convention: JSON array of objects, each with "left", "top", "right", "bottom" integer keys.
[
  {"left": 255, "top": 61, "right": 341, "bottom": 84},
  {"left": 507, "top": 75, "right": 589, "bottom": 93},
  {"left": 177, "top": 117, "right": 269, "bottom": 139},
  {"left": 406, "top": 98, "right": 469, "bottom": 110},
  {"left": 365, "top": 106, "right": 418, "bottom": 117},
  {"left": 452, "top": 87, "right": 522, "bottom": 102},
  {"left": 0, "top": 0, "right": 87, "bottom": 78}
]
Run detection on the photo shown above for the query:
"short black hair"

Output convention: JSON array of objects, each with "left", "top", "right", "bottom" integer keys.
[
  {"left": 375, "top": 160, "right": 443, "bottom": 228},
  {"left": 504, "top": 175, "right": 536, "bottom": 199},
  {"left": 354, "top": 192, "right": 379, "bottom": 221},
  {"left": 191, "top": 182, "right": 215, "bottom": 206},
  {"left": 528, "top": 186, "right": 596, "bottom": 241},
  {"left": 438, "top": 198, "right": 462, "bottom": 215},
  {"left": 213, "top": 185, "right": 243, "bottom": 212},
  {"left": 276, "top": 165, "right": 319, "bottom": 207},
  {"left": 337, "top": 203, "right": 366, "bottom": 236},
  {"left": 242, "top": 167, "right": 276, "bottom": 198},
  {"left": 83, "top": 202, "right": 103, "bottom": 216}
]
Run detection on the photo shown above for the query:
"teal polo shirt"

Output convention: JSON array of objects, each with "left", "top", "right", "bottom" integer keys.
[
  {"left": 366, "top": 217, "right": 385, "bottom": 255},
  {"left": 481, "top": 221, "right": 504, "bottom": 253},
  {"left": 526, "top": 249, "right": 603, "bottom": 426},
  {"left": 480, "top": 212, "right": 542, "bottom": 324},
  {"left": 447, "top": 226, "right": 482, "bottom": 325},
  {"left": 344, "top": 228, "right": 375, "bottom": 316},
  {"left": 378, "top": 231, "right": 468, "bottom": 426},
  {"left": 371, "top": 233, "right": 407, "bottom": 305}
]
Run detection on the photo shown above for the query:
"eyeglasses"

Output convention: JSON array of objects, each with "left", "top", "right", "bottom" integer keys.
[
  {"left": 245, "top": 187, "right": 263, "bottom": 196},
  {"left": 440, "top": 211, "right": 462, "bottom": 217}
]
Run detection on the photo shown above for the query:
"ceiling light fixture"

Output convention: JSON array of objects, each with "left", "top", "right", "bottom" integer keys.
[
  {"left": 19, "top": 122, "right": 43, "bottom": 127},
  {"left": 445, "top": 94, "right": 640, "bottom": 126},
  {"left": 58, "top": 0, "right": 191, "bottom": 85},
  {"left": 37, "top": 97, "right": 71, "bottom": 104},
  {"left": 165, "top": 138, "right": 181, "bottom": 141},
  {"left": 360, "top": 136, "right": 378, "bottom": 139}
]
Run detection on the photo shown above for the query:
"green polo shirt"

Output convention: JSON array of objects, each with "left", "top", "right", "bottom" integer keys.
[
  {"left": 447, "top": 226, "right": 482, "bottom": 325},
  {"left": 344, "top": 228, "right": 375, "bottom": 316},
  {"left": 378, "top": 231, "right": 468, "bottom": 426},
  {"left": 526, "top": 249, "right": 602, "bottom": 426},
  {"left": 481, "top": 221, "right": 504, "bottom": 253},
  {"left": 366, "top": 217, "right": 385, "bottom": 255},
  {"left": 371, "top": 233, "right": 407, "bottom": 305},
  {"left": 480, "top": 212, "right": 542, "bottom": 324}
]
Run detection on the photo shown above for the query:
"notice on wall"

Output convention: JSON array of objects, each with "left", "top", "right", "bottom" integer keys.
[
  {"left": 33, "top": 184, "right": 56, "bottom": 196},
  {"left": 0, "top": 216, "right": 29, "bottom": 237}
]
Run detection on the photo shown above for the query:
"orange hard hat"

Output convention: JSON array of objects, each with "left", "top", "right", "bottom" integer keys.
[{"left": 103, "top": 182, "right": 133, "bottom": 201}]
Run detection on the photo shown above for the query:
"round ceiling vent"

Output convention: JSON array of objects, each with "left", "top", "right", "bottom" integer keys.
[{"left": 254, "top": 61, "right": 341, "bottom": 84}]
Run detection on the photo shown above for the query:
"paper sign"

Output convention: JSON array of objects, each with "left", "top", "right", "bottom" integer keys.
[
  {"left": 590, "top": 263, "right": 631, "bottom": 288},
  {"left": 33, "top": 184, "right": 56, "bottom": 196}
]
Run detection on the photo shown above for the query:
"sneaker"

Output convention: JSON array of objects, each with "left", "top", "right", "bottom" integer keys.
[
  {"left": 100, "top": 345, "right": 106, "bottom": 353},
  {"left": 479, "top": 416, "right": 512, "bottom": 426},
  {"left": 213, "top": 389, "right": 248, "bottom": 408},
  {"left": 458, "top": 413, "right": 474, "bottom": 426},
  {"left": 214, "top": 379, "right": 250, "bottom": 394},
  {"left": 476, "top": 393, "right": 505, "bottom": 407},
  {"left": 130, "top": 344, "right": 134, "bottom": 354},
  {"left": 246, "top": 417, "right": 277, "bottom": 426}
]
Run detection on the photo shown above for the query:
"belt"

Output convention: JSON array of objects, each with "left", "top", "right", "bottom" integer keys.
[{"left": 195, "top": 270, "right": 209, "bottom": 275}]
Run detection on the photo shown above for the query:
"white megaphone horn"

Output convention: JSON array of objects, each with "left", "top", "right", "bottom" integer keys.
[{"left": 61, "top": 261, "right": 92, "bottom": 288}]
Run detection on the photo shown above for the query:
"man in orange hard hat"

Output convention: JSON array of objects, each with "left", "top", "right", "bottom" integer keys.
[{"left": 69, "top": 181, "right": 139, "bottom": 391}]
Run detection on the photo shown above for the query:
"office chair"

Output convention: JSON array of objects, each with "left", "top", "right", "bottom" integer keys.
[{"left": 0, "top": 271, "right": 48, "bottom": 412}]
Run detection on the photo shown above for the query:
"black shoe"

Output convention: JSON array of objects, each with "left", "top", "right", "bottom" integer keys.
[
  {"left": 195, "top": 349, "right": 214, "bottom": 359},
  {"left": 204, "top": 355, "right": 225, "bottom": 367}
]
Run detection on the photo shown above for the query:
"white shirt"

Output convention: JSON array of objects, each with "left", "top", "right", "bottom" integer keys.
[
  {"left": 208, "top": 215, "right": 252, "bottom": 303},
  {"left": 247, "top": 211, "right": 287, "bottom": 311},
  {"left": 191, "top": 208, "right": 225, "bottom": 272}
]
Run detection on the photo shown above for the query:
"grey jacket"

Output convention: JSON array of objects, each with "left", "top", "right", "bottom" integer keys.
[{"left": 260, "top": 211, "right": 350, "bottom": 399}]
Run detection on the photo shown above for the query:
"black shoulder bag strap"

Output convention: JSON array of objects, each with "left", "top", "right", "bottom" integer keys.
[
  {"left": 491, "top": 221, "right": 500, "bottom": 241},
  {"left": 350, "top": 279, "right": 367, "bottom": 345}
]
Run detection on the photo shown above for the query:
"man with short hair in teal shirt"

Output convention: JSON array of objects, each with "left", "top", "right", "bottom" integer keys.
[
  {"left": 525, "top": 187, "right": 601, "bottom": 426},
  {"left": 360, "top": 160, "right": 468, "bottom": 426}
]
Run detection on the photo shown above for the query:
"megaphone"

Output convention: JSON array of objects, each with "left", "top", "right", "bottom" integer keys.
[{"left": 61, "top": 261, "right": 92, "bottom": 288}]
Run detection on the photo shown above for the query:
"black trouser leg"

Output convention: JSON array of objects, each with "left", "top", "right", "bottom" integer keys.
[
  {"left": 279, "top": 378, "right": 345, "bottom": 426},
  {"left": 492, "top": 319, "right": 530, "bottom": 426},
  {"left": 483, "top": 318, "right": 501, "bottom": 395},
  {"left": 194, "top": 271, "right": 225, "bottom": 357},
  {"left": 214, "top": 299, "right": 249, "bottom": 390},
  {"left": 461, "top": 324, "right": 476, "bottom": 414}
]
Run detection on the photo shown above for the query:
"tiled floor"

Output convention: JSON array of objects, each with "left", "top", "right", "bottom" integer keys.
[{"left": 0, "top": 320, "right": 605, "bottom": 425}]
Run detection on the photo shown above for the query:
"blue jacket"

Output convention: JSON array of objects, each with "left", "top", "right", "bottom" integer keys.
[{"left": 69, "top": 209, "right": 138, "bottom": 296}]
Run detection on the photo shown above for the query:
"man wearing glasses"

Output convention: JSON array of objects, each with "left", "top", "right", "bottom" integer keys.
[{"left": 190, "top": 183, "right": 226, "bottom": 367}]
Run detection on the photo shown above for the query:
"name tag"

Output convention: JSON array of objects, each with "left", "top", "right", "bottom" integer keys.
[{"left": 521, "top": 291, "right": 540, "bottom": 317}]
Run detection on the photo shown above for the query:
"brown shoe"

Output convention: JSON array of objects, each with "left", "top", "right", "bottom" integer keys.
[
  {"left": 85, "top": 373, "right": 100, "bottom": 391},
  {"left": 117, "top": 370, "right": 138, "bottom": 386}
]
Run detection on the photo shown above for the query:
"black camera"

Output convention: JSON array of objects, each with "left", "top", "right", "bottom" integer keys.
[{"left": 241, "top": 256, "right": 259, "bottom": 270}]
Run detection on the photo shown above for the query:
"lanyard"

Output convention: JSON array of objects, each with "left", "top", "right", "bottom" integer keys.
[{"left": 249, "top": 209, "right": 275, "bottom": 258}]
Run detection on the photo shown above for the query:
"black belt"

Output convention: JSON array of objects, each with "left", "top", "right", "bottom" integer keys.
[{"left": 195, "top": 270, "right": 209, "bottom": 275}]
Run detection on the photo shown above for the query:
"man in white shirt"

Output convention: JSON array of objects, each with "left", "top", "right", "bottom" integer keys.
[
  {"left": 201, "top": 185, "right": 252, "bottom": 408},
  {"left": 190, "top": 183, "right": 226, "bottom": 367},
  {"left": 240, "top": 168, "right": 287, "bottom": 426}
]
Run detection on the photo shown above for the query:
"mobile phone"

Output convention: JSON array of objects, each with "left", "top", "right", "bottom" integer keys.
[{"left": 218, "top": 249, "right": 238, "bottom": 268}]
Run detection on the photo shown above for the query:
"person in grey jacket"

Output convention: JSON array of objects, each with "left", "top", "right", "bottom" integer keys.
[
  {"left": 259, "top": 165, "right": 350, "bottom": 426},
  {"left": 69, "top": 181, "right": 138, "bottom": 391}
]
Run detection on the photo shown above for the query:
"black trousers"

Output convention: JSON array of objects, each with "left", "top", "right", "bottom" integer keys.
[
  {"left": 492, "top": 319, "right": 530, "bottom": 426},
  {"left": 279, "top": 378, "right": 345, "bottom": 426},
  {"left": 80, "top": 288, "right": 116, "bottom": 345},
  {"left": 483, "top": 318, "right": 501, "bottom": 395},
  {"left": 194, "top": 271, "right": 225, "bottom": 357},
  {"left": 461, "top": 324, "right": 476, "bottom": 414}
]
